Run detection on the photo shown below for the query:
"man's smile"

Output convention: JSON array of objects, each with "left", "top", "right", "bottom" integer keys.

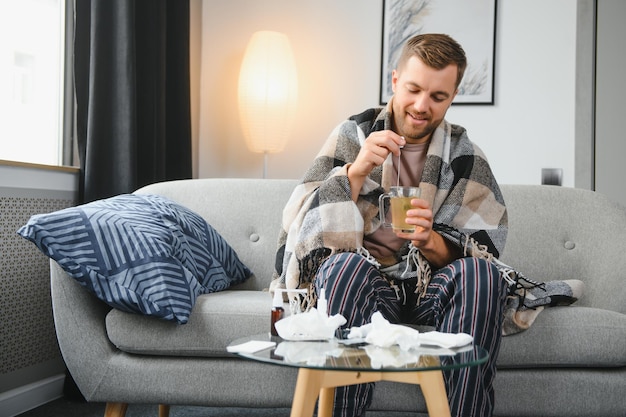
[{"left": 408, "top": 112, "right": 429, "bottom": 124}]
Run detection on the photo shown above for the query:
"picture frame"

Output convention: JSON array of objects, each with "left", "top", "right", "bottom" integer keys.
[{"left": 380, "top": 0, "right": 497, "bottom": 105}]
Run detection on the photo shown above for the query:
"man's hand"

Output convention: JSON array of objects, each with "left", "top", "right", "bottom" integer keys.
[
  {"left": 401, "top": 198, "right": 434, "bottom": 246},
  {"left": 396, "top": 198, "right": 462, "bottom": 269},
  {"left": 347, "top": 130, "right": 405, "bottom": 201}
]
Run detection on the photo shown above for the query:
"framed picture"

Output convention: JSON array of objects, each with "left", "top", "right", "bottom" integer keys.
[{"left": 380, "top": 0, "right": 497, "bottom": 105}]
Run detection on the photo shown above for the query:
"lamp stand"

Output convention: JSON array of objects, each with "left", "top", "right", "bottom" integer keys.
[{"left": 263, "top": 151, "right": 268, "bottom": 179}]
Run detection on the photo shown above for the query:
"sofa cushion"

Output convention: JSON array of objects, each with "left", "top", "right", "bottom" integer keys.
[
  {"left": 498, "top": 306, "right": 626, "bottom": 368},
  {"left": 18, "top": 194, "right": 252, "bottom": 324},
  {"left": 108, "top": 292, "right": 626, "bottom": 370},
  {"left": 106, "top": 290, "right": 274, "bottom": 356}
]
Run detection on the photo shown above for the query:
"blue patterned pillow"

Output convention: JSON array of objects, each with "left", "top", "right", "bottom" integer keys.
[{"left": 17, "top": 194, "right": 252, "bottom": 324}]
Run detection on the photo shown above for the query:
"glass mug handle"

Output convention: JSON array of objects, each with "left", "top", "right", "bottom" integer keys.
[{"left": 378, "top": 193, "right": 392, "bottom": 227}]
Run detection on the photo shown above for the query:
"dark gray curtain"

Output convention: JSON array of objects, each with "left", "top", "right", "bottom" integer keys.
[{"left": 74, "top": 0, "right": 191, "bottom": 203}]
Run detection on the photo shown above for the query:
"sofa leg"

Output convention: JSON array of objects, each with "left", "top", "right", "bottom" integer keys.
[
  {"left": 159, "top": 404, "right": 170, "bottom": 417},
  {"left": 104, "top": 402, "right": 128, "bottom": 417}
]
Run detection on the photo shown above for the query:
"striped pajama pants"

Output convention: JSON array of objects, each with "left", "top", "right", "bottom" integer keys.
[{"left": 313, "top": 252, "right": 507, "bottom": 417}]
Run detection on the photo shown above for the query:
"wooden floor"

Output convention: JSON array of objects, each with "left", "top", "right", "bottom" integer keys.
[{"left": 17, "top": 397, "right": 426, "bottom": 417}]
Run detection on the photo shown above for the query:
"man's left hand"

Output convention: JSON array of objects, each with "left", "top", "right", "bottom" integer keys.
[{"left": 396, "top": 198, "right": 462, "bottom": 268}]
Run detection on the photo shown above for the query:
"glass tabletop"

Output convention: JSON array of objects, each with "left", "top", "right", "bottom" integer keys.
[{"left": 228, "top": 333, "right": 489, "bottom": 373}]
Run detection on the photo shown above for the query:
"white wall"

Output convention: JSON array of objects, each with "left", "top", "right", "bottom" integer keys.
[
  {"left": 198, "top": 0, "right": 577, "bottom": 186},
  {"left": 595, "top": 0, "right": 626, "bottom": 206}
]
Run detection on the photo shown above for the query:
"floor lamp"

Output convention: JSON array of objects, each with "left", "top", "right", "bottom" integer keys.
[{"left": 238, "top": 31, "right": 298, "bottom": 178}]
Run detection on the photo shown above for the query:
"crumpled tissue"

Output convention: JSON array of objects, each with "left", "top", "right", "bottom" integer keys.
[
  {"left": 274, "top": 307, "right": 347, "bottom": 341},
  {"left": 361, "top": 344, "right": 423, "bottom": 368},
  {"left": 273, "top": 340, "right": 343, "bottom": 366},
  {"left": 347, "top": 312, "right": 473, "bottom": 350}
]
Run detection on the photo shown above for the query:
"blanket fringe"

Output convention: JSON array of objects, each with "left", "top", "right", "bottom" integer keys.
[
  {"left": 463, "top": 236, "right": 546, "bottom": 306},
  {"left": 405, "top": 244, "right": 432, "bottom": 305},
  {"left": 463, "top": 236, "right": 494, "bottom": 263},
  {"left": 357, "top": 247, "right": 381, "bottom": 268},
  {"left": 465, "top": 236, "right": 547, "bottom": 311}
]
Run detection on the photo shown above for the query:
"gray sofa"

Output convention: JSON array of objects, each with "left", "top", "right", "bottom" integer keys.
[{"left": 50, "top": 178, "right": 626, "bottom": 417}]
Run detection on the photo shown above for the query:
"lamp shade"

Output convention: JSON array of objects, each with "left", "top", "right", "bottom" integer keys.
[{"left": 238, "top": 31, "right": 298, "bottom": 154}]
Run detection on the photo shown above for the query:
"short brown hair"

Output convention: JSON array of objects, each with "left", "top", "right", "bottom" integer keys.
[{"left": 396, "top": 33, "right": 467, "bottom": 89}]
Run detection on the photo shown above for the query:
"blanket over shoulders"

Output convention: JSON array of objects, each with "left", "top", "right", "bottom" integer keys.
[{"left": 271, "top": 106, "right": 581, "bottom": 336}]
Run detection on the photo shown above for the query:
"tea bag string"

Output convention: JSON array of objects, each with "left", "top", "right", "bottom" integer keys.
[{"left": 397, "top": 141, "right": 404, "bottom": 186}]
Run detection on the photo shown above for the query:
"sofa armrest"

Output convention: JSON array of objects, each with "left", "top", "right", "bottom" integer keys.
[{"left": 50, "top": 260, "right": 117, "bottom": 400}]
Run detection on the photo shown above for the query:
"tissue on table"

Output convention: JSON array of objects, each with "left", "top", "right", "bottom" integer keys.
[
  {"left": 362, "top": 344, "right": 422, "bottom": 369},
  {"left": 273, "top": 340, "right": 343, "bottom": 366},
  {"left": 347, "top": 312, "right": 473, "bottom": 350},
  {"left": 362, "top": 343, "right": 473, "bottom": 369},
  {"left": 274, "top": 307, "right": 347, "bottom": 341},
  {"left": 419, "top": 330, "right": 474, "bottom": 349}
]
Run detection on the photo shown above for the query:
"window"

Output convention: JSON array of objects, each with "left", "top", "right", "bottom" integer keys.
[{"left": 0, "top": 0, "right": 73, "bottom": 167}]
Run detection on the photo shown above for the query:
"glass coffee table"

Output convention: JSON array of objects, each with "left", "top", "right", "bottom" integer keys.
[{"left": 228, "top": 333, "right": 488, "bottom": 417}]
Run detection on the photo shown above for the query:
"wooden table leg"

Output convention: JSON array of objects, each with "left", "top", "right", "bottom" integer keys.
[
  {"left": 415, "top": 370, "right": 451, "bottom": 417},
  {"left": 318, "top": 387, "right": 335, "bottom": 417},
  {"left": 290, "top": 368, "right": 451, "bottom": 417},
  {"left": 381, "top": 370, "right": 451, "bottom": 417},
  {"left": 290, "top": 368, "right": 323, "bottom": 417}
]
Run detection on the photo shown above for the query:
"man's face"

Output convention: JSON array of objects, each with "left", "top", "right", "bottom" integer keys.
[{"left": 391, "top": 56, "right": 458, "bottom": 144}]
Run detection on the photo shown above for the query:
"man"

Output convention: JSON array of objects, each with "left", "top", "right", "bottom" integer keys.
[{"left": 272, "top": 33, "right": 508, "bottom": 417}]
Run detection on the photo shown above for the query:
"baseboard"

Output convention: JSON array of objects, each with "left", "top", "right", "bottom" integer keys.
[{"left": 0, "top": 374, "right": 65, "bottom": 417}]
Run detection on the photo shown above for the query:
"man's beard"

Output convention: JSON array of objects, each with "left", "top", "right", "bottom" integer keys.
[{"left": 402, "top": 115, "right": 437, "bottom": 141}]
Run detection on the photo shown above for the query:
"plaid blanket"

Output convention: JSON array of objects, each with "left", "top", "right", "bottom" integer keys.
[
  {"left": 272, "top": 106, "right": 507, "bottom": 291},
  {"left": 271, "top": 106, "right": 582, "bottom": 335}
]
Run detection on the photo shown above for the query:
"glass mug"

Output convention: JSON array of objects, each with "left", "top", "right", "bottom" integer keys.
[{"left": 378, "top": 186, "right": 421, "bottom": 233}]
